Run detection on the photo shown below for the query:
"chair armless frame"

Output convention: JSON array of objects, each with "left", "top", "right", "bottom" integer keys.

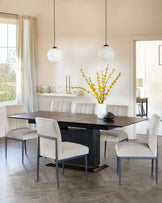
[
  {"left": 37, "top": 134, "right": 88, "bottom": 188},
  {"left": 117, "top": 137, "right": 159, "bottom": 185},
  {"left": 5, "top": 137, "right": 27, "bottom": 164}
]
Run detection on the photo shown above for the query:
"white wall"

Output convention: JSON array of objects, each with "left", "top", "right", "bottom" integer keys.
[{"left": 1, "top": 0, "right": 162, "bottom": 137}]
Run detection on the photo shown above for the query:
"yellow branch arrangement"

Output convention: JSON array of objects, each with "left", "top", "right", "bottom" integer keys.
[{"left": 71, "top": 66, "right": 121, "bottom": 104}]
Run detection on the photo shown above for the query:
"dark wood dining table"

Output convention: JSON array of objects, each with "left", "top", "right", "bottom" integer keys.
[{"left": 9, "top": 111, "right": 147, "bottom": 172}]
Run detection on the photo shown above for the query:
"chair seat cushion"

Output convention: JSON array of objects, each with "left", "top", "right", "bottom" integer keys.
[
  {"left": 115, "top": 141, "right": 155, "bottom": 158},
  {"left": 100, "top": 128, "right": 128, "bottom": 142},
  {"left": 7, "top": 128, "right": 37, "bottom": 140},
  {"left": 41, "top": 141, "right": 89, "bottom": 160},
  {"left": 60, "top": 142, "right": 89, "bottom": 160}
]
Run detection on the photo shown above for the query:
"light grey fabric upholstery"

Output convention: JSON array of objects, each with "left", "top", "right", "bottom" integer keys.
[
  {"left": 4, "top": 104, "right": 37, "bottom": 140},
  {"left": 50, "top": 100, "right": 72, "bottom": 113},
  {"left": 74, "top": 103, "right": 96, "bottom": 115},
  {"left": 102, "top": 129, "right": 128, "bottom": 142},
  {"left": 101, "top": 105, "right": 128, "bottom": 142},
  {"left": 36, "top": 117, "right": 89, "bottom": 160},
  {"left": 61, "top": 142, "right": 89, "bottom": 160},
  {"left": 147, "top": 114, "right": 160, "bottom": 156},
  {"left": 5, "top": 104, "right": 28, "bottom": 132},
  {"left": 36, "top": 117, "right": 62, "bottom": 159},
  {"left": 116, "top": 142, "right": 155, "bottom": 157},
  {"left": 115, "top": 114, "right": 160, "bottom": 158},
  {"left": 106, "top": 105, "right": 128, "bottom": 116},
  {"left": 6, "top": 128, "right": 37, "bottom": 140}
]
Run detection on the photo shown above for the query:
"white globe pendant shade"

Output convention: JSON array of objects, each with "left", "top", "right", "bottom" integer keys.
[
  {"left": 47, "top": 47, "right": 62, "bottom": 62},
  {"left": 98, "top": 45, "right": 115, "bottom": 61}
]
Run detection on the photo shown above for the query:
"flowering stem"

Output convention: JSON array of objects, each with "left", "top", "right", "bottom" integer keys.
[{"left": 71, "top": 66, "right": 121, "bottom": 104}]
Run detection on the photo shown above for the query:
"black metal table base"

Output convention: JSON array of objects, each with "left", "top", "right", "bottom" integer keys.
[
  {"left": 60, "top": 128, "right": 101, "bottom": 170},
  {"left": 46, "top": 162, "right": 109, "bottom": 173}
]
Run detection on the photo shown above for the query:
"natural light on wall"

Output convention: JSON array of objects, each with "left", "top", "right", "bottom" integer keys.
[{"left": 0, "top": 17, "right": 17, "bottom": 103}]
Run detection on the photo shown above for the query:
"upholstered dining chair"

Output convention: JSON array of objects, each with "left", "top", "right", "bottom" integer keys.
[
  {"left": 50, "top": 100, "right": 72, "bottom": 113},
  {"left": 116, "top": 114, "right": 160, "bottom": 185},
  {"left": 36, "top": 117, "right": 89, "bottom": 188},
  {"left": 74, "top": 102, "right": 96, "bottom": 115},
  {"left": 4, "top": 104, "right": 37, "bottom": 164},
  {"left": 100, "top": 105, "right": 129, "bottom": 159}
]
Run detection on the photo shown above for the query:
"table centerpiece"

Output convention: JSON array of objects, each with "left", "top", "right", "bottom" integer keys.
[{"left": 71, "top": 66, "right": 121, "bottom": 118}]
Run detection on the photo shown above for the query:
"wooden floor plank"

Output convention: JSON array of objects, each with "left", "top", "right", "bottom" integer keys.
[{"left": 0, "top": 135, "right": 162, "bottom": 203}]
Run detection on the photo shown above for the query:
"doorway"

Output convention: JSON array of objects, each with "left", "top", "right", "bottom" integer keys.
[{"left": 135, "top": 40, "right": 162, "bottom": 135}]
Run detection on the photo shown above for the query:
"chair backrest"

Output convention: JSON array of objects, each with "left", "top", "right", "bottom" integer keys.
[
  {"left": 36, "top": 117, "right": 62, "bottom": 159},
  {"left": 106, "top": 105, "right": 128, "bottom": 116},
  {"left": 74, "top": 103, "right": 96, "bottom": 115},
  {"left": 4, "top": 104, "right": 28, "bottom": 133},
  {"left": 147, "top": 114, "right": 160, "bottom": 157},
  {"left": 50, "top": 100, "right": 72, "bottom": 113}
]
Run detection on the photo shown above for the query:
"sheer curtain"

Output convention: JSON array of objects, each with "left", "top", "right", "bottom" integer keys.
[{"left": 16, "top": 15, "right": 38, "bottom": 112}]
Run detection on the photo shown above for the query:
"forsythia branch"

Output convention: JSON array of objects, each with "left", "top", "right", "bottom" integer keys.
[{"left": 71, "top": 66, "right": 121, "bottom": 104}]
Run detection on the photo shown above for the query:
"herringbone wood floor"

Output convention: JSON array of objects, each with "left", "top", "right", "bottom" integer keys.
[{"left": 0, "top": 135, "right": 162, "bottom": 203}]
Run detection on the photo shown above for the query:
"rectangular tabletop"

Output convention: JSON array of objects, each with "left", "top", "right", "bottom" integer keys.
[{"left": 9, "top": 111, "right": 147, "bottom": 130}]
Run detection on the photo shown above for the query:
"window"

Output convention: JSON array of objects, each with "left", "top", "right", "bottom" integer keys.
[{"left": 0, "top": 17, "right": 17, "bottom": 103}]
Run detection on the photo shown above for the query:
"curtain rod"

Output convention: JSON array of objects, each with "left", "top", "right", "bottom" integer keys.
[{"left": 0, "top": 11, "right": 18, "bottom": 16}]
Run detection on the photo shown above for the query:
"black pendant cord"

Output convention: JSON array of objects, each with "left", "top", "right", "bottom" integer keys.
[
  {"left": 105, "top": 0, "right": 108, "bottom": 46},
  {"left": 53, "top": 0, "right": 56, "bottom": 48}
]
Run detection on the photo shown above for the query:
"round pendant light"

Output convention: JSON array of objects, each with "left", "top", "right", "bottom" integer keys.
[
  {"left": 47, "top": 46, "right": 62, "bottom": 62},
  {"left": 47, "top": 0, "right": 62, "bottom": 62},
  {"left": 98, "top": 0, "right": 115, "bottom": 61}
]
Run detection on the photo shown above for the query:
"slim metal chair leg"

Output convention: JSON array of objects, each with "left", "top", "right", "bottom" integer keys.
[
  {"left": 85, "top": 155, "right": 88, "bottom": 181},
  {"left": 56, "top": 160, "right": 59, "bottom": 188},
  {"left": 119, "top": 158, "right": 121, "bottom": 185},
  {"left": 151, "top": 159, "right": 154, "bottom": 177},
  {"left": 5, "top": 137, "right": 7, "bottom": 160},
  {"left": 22, "top": 141, "right": 24, "bottom": 164},
  {"left": 117, "top": 157, "right": 119, "bottom": 175},
  {"left": 37, "top": 156, "right": 40, "bottom": 182},
  {"left": 127, "top": 139, "right": 129, "bottom": 161},
  {"left": 156, "top": 158, "right": 158, "bottom": 184},
  {"left": 62, "top": 161, "right": 64, "bottom": 176},
  {"left": 104, "top": 141, "right": 107, "bottom": 159},
  {"left": 37, "top": 136, "right": 40, "bottom": 182},
  {"left": 24, "top": 140, "right": 27, "bottom": 155}
]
